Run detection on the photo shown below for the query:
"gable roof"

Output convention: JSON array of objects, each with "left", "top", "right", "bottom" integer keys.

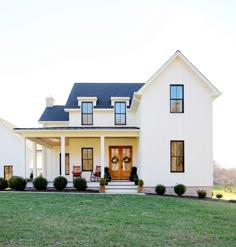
[
  {"left": 138, "top": 50, "right": 221, "bottom": 99},
  {"left": 39, "top": 106, "right": 69, "bottom": 122},
  {"left": 65, "top": 83, "right": 144, "bottom": 109}
]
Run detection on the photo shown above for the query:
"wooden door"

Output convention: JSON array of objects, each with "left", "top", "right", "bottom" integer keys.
[{"left": 109, "top": 146, "right": 132, "bottom": 180}]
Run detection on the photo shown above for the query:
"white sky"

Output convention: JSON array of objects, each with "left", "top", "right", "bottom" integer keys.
[{"left": 0, "top": 0, "right": 235, "bottom": 168}]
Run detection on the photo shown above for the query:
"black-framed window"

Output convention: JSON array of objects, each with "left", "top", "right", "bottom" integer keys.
[
  {"left": 115, "top": 102, "right": 126, "bottom": 125},
  {"left": 82, "top": 148, "right": 93, "bottom": 171},
  {"left": 82, "top": 102, "right": 93, "bottom": 125},
  {"left": 170, "top": 85, "right": 184, "bottom": 113},
  {"left": 4, "top": 165, "right": 13, "bottom": 180},
  {"left": 170, "top": 141, "right": 184, "bottom": 172}
]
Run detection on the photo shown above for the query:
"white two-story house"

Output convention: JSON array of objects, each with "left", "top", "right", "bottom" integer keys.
[{"left": 15, "top": 51, "right": 220, "bottom": 195}]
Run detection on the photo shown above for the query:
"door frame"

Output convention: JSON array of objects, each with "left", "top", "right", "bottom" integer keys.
[{"left": 109, "top": 146, "right": 133, "bottom": 180}]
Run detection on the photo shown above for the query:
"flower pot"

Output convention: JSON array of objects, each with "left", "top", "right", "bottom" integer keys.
[
  {"left": 138, "top": 186, "right": 143, "bottom": 193},
  {"left": 99, "top": 185, "right": 105, "bottom": 193}
]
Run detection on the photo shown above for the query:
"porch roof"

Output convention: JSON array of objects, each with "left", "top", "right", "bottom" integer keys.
[{"left": 14, "top": 126, "right": 140, "bottom": 147}]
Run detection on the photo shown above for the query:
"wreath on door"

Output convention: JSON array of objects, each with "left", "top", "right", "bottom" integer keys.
[
  {"left": 111, "top": 156, "right": 119, "bottom": 164},
  {"left": 123, "top": 156, "right": 131, "bottom": 163}
]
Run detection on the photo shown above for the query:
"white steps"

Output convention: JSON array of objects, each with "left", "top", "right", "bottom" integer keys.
[{"left": 105, "top": 180, "right": 138, "bottom": 194}]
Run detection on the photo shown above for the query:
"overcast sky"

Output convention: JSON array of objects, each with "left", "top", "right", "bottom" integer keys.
[{"left": 0, "top": 0, "right": 235, "bottom": 168}]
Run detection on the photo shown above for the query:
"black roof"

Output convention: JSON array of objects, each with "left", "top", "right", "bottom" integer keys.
[
  {"left": 39, "top": 83, "right": 144, "bottom": 122},
  {"left": 39, "top": 106, "right": 69, "bottom": 122},
  {"left": 65, "top": 83, "right": 144, "bottom": 109}
]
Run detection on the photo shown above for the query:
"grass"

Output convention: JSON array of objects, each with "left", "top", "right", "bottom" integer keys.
[
  {"left": 0, "top": 192, "right": 235, "bottom": 247},
  {"left": 213, "top": 185, "right": 236, "bottom": 200}
]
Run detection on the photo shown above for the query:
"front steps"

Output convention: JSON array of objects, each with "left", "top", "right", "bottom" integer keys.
[{"left": 105, "top": 180, "right": 138, "bottom": 194}]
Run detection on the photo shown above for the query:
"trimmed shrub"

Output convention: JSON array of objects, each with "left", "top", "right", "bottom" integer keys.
[
  {"left": 174, "top": 184, "right": 186, "bottom": 196},
  {"left": 74, "top": 177, "right": 87, "bottom": 191},
  {"left": 33, "top": 175, "right": 48, "bottom": 190},
  {"left": 0, "top": 177, "right": 8, "bottom": 190},
  {"left": 8, "top": 176, "right": 27, "bottom": 191},
  {"left": 53, "top": 176, "right": 67, "bottom": 190},
  {"left": 197, "top": 190, "right": 207, "bottom": 199},
  {"left": 138, "top": 179, "right": 144, "bottom": 187},
  {"left": 99, "top": 177, "right": 106, "bottom": 186},
  {"left": 216, "top": 193, "right": 223, "bottom": 199},
  {"left": 155, "top": 184, "right": 166, "bottom": 195}
]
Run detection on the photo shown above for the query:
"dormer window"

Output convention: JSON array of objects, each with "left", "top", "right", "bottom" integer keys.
[
  {"left": 82, "top": 102, "right": 93, "bottom": 125},
  {"left": 77, "top": 97, "right": 97, "bottom": 126},
  {"left": 114, "top": 102, "right": 126, "bottom": 125}
]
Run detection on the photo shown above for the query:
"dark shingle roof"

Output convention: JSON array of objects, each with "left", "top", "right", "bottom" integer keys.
[
  {"left": 39, "top": 83, "right": 144, "bottom": 122},
  {"left": 39, "top": 106, "right": 69, "bottom": 122},
  {"left": 65, "top": 83, "right": 144, "bottom": 109}
]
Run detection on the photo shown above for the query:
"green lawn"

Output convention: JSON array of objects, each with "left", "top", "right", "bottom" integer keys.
[{"left": 0, "top": 193, "right": 235, "bottom": 247}]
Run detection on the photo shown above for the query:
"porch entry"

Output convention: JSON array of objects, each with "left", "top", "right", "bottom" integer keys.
[{"left": 109, "top": 146, "right": 132, "bottom": 180}]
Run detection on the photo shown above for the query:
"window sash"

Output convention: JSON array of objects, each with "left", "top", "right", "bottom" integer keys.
[
  {"left": 115, "top": 102, "right": 126, "bottom": 125},
  {"left": 82, "top": 102, "right": 93, "bottom": 125},
  {"left": 170, "top": 141, "right": 184, "bottom": 172},
  {"left": 82, "top": 148, "right": 93, "bottom": 171},
  {"left": 170, "top": 85, "right": 184, "bottom": 113}
]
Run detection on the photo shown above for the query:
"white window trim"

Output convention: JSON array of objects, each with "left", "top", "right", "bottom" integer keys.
[
  {"left": 110, "top": 97, "right": 130, "bottom": 107},
  {"left": 77, "top": 97, "right": 98, "bottom": 107}
]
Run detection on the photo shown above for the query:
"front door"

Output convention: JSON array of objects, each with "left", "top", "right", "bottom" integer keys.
[{"left": 109, "top": 146, "right": 132, "bottom": 180}]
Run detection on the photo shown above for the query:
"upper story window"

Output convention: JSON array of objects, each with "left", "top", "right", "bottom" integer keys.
[
  {"left": 115, "top": 102, "right": 126, "bottom": 125},
  {"left": 170, "top": 85, "right": 184, "bottom": 113},
  {"left": 170, "top": 141, "right": 184, "bottom": 173},
  {"left": 82, "top": 102, "right": 93, "bottom": 125}
]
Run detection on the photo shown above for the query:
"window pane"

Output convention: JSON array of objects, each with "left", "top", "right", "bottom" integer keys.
[
  {"left": 87, "top": 103, "right": 93, "bottom": 113},
  {"left": 115, "top": 103, "right": 121, "bottom": 113},
  {"left": 176, "top": 87, "right": 183, "bottom": 99},
  {"left": 120, "top": 103, "right": 126, "bottom": 113},
  {"left": 171, "top": 86, "right": 177, "bottom": 98},
  {"left": 87, "top": 149, "right": 93, "bottom": 159},
  {"left": 115, "top": 114, "right": 121, "bottom": 124},
  {"left": 120, "top": 114, "right": 126, "bottom": 124},
  {"left": 176, "top": 100, "right": 183, "bottom": 112},
  {"left": 82, "top": 103, "right": 87, "bottom": 113},
  {"left": 171, "top": 100, "right": 177, "bottom": 112},
  {"left": 87, "top": 114, "right": 93, "bottom": 124}
]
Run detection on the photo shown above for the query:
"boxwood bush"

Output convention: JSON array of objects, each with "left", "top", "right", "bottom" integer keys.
[
  {"left": 155, "top": 184, "right": 166, "bottom": 195},
  {"left": 216, "top": 193, "right": 223, "bottom": 199},
  {"left": 0, "top": 177, "right": 8, "bottom": 190},
  {"left": 174, "top": 184, "right": 186, "bottom": 196},
  {"left": 73, "top": 177, "right": 87, "bottom": 191},
  {"left": 53, "top": 176, "right": 67, "bottom": 190},
  {"left": 33, "top": 175, "right": 48, "bottom": 190},
  {"left": 197, "top": 190, "right": 207, "bottom": 199},
  {"left": 8, "top": 176, "right": 27, "bottom": 191}
]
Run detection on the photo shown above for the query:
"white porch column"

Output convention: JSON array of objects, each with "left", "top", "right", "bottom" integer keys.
[
  {"left": 100, "top": 135, "right": 105, "bottom": 177},
  {"left": 61, "top": 136, "right": 65, "bottom": 176},
  {"left": 33, "top": 142, "right": 37, "bottom": 179},
  {"left": 23, "top": 137, "right": 27, "bottom": 178},
  {"left": 42, "top": 147, "right": 47, "bottom": 178}
]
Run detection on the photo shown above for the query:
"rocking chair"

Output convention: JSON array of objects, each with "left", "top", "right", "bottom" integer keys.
[
  {"left": 90, "top": 166, "right": 101, "bottom": 182},
  {"left": 72, "top": 165, "right": 82, "bottom": 180}
]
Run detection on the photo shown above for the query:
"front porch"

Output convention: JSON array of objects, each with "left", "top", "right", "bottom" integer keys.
[{"left": 14, "top": 127, "right": 140, "bottom": 182}]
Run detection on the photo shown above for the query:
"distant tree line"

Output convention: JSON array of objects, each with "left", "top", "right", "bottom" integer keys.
[{"left": 213, "top": 161, "right": 236, "bottom": 193}]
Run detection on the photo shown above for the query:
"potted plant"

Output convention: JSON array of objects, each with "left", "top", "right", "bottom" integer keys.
[
  {"left": 137, "top": 179, "right": 144, "bottom": 193},
  {"left": 129, "top": 166, "right": 139, "bottom": 185},
  {"left": 104, "top": 167, "right": 112, "bottom": 185},
  {"left": 99, "top": 177, "right": 106, "bottom": 193}
]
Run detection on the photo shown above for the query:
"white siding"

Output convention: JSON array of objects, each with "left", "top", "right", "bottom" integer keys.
[{"left": 139, "top": 58, "right": 213, "bottom": 187}]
